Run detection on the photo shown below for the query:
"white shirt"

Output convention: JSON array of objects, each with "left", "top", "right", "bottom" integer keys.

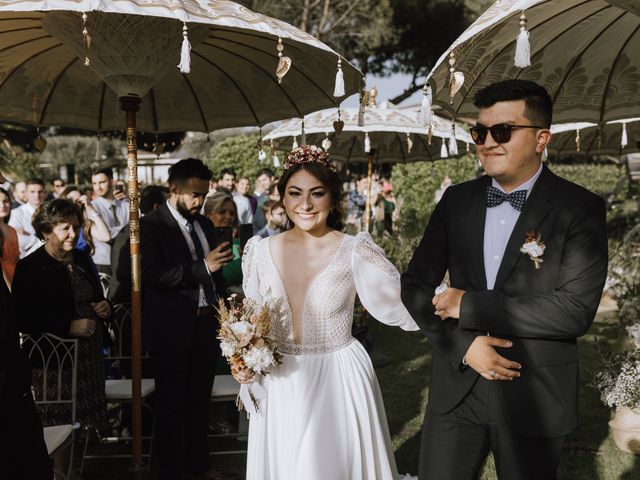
[
  {"left": 233, "top": 192, "right": 253, "bottom": 224},
  {"left": 166, "top": 200, "right": 213, "bottom": 307},
  {"left": 91, "top": 196, "right": 129, "bottom": 266},
  {"left": 8, "top": 203, "right": 41, "bottom": 257},
  {"left": 483, "top": 162, "right": 543, "bottom": 289}
]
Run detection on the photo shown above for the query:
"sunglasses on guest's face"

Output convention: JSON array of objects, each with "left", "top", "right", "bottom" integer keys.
[{"left": 470, "top": 123, "right": 544, "bottom": 145}]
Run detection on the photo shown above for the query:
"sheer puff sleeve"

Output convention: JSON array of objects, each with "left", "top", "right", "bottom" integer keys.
[
  {"left": 241, "top": 235, "right": 263, "bottom": 304},
  {"left": 352, "top": 232, "right": 419, "bottom": 331}
]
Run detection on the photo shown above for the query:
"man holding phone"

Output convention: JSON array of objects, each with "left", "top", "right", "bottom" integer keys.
[{"left": 141, "top": 158, "right": 233, "bottom": 480}]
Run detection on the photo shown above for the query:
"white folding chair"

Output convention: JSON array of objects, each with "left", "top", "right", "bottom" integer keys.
[
  {"left": 80, "top": 303, "right": 155, "bottom": 473},
  {"left": 209, "top": 375, "right": 248, "bottom": 455},
  {"left": 22, "top": 333, "right": 79, "bottom": 480}
]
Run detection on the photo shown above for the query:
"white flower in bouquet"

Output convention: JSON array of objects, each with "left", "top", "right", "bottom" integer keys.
[
  {"left": 244, "top": 346, "right": 276, "bottom": 374},
  {"left": 595, "top": 349, "right": 640, "bottom": 409},
  {"left": 220, "top": 340, "right": 235, "bottom": 358},
  {"left": 229, "top": 320, "right": 255, "bottom": 337}
]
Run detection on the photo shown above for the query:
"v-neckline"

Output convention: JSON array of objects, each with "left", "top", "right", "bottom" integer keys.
[{"left": 266, "top": 234, "right": 347, "bottom": 344}]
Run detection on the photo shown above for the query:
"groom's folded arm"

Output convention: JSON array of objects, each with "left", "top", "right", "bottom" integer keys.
[
  {"left": 401, "top": 191, "right": 476, "bottom": 369},
  {"left": 459, "top": 198, "right": 608, "bottom": 339}
]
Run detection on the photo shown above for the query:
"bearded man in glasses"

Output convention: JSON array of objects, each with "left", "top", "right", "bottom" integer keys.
[{"left": 401, "top": 79, "right": 608, "bottom": 480}]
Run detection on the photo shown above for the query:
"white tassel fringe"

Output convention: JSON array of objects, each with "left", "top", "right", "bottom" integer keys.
[
  {"left": 364, "top": 133, "right": 371, "bottom": 153},
  {"left": 440, "top": 138, "right": 448, "bottom": 158},
  {"left": 419, "top": 85, "right": 433, "bottom": 127},
  {"left": 514, "top": 13, "right": 531, "bottom": 68},
  {"left": 333, "top": 58, "right": 345, "bottom": 97},
  {"left": 177, "top": 23, "right": 192, "bottom": 74},
  {"left": 621, "top": 123, "right": 628, "bottom": 148}
]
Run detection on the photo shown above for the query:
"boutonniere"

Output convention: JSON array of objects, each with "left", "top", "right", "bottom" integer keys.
[{"left": 520, "top": 230, "right": 545, "bottom": 269}]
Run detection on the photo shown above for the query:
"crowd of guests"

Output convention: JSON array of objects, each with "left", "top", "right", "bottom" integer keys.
[{"left": 0, "top": 162, "right": 402, "bottom": 478}]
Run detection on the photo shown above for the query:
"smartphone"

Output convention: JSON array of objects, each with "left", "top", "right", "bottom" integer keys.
[
  {"left": 238, "top": 223, "right": 253, "bottom": 251},
  {"left": 213, "top": 226, "right": 233, "bottom": 253}
]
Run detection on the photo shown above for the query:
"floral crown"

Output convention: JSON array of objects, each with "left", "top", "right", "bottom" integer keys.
[{"left": 283, "top": 145, "right": 336, "bottom": 172}]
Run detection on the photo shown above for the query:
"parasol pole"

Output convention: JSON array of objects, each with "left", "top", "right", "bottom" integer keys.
[
  {"left": 120, "top": 95, "right": 144, "bottom": 470},
  {"left": 363, "top": 149, "right": 375, "bottom": 232}
]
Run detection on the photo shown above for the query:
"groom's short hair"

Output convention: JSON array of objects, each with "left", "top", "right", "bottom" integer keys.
[{"left": 474, "top": 79, "right": 552, "bottom": 129}]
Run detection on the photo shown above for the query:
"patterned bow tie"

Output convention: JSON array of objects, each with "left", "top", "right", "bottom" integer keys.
[{"left": 486, "top": 185, "right": 527, "bottom": 211}]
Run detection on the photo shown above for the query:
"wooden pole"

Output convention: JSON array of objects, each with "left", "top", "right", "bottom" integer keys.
[
  {"left": 119, "top": 95, "right": 144, "bottom": 469},
  {"left": 363, "top": 150, "right": 374, "bottom": 232}
]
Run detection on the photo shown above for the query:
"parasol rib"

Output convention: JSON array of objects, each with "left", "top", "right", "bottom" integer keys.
[
  {"left": 450, "top": 0, "right": 594, "bottom": 117},
  {"left": 39, "top": 56, "right": 78, "bottom": 127},
  {"left": 97, "top": 82, "right": 106, "bottom": 132},
  {"left": 149, "top": 87, "right": 159, "bottom": 132},
  {"left": 200, "top": 40, "right": 303, "bottom": 119},
  {"left": 598, "top": 19, "right": 640, "bottom": 123},
  {"left": 0, "top": 41, "right": 63, "bottom": 91},
  {"left": 180, "top": 74, "right": 210, "bottom": 132},
  {"left": 192, "top": 49, "right": 261, "bottom": 126}
]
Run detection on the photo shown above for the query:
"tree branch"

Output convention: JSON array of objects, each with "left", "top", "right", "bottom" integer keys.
[{"left": 389, "top": 73, "right": 422, "bottom": 105}]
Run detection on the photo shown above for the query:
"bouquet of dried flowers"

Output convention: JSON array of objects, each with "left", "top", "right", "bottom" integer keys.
[
  {"left": 217, "top": 294, "right": 282, "bottom": 412},
  {"left": 593, "top": 337, "right": 640, "bottom": 409}
]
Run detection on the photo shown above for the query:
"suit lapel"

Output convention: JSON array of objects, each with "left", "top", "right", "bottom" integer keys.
[
  {"left": 159, "top": 204, "right": 193, "bottom": 261},
  {"left": 466, "top": 176, "right": 490, "bottom": 290},
  {"left": 493, "top": 166, "right": 557, "bottom": 291}
]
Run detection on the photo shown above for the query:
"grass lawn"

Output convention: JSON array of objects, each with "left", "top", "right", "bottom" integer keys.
[{"left": 372, "top": 308, "right": 640, "bottom": 480}]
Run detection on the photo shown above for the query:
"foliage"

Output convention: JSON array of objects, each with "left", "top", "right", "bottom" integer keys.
[
  {"left": 593, "top": 342, "right": 640, "bottom": 409},
  {"left": 376, "top": 155, "right": 478, "bottom": 269},
  {"left": 369, "top": 0, "right": 470, "bottom": 104},
  {"left": 242, "top": 0, "right": 396, "bottom": 74},
  {"left": 0, "top": 144, "right": 42, "bottom": 181},
  {"left": 204, "top": 135, "right": 283, "bottom": 180},
  {"left": 549, "top": 163, "right": 627, "bottom": 198}
]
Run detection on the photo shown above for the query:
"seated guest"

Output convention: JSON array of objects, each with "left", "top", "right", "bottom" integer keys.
[
  {"left": 0, "top": 187, "right": 19, "bottom": 289},
  {"left": 255, "top": 200, "right": 286, "bottom": 238},
  {"left": 12, "top": 199, "right": 110, "bottom": 431},
  {"left": 8, "top": 177, "right": 47, "bottom": 257},
  {"left": 62, "top": 185, "right": 111, "bottom": 256},
  {"left": 203, "top": 191, "right": 242, "bottom": 289}
]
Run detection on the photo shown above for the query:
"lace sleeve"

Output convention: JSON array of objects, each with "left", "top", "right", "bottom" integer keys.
[
  {"left": 241, "top": 235, "right": 263, "bottom": 302},
  {"left": 352, "top": 232, "right": 418, "bottom": 331},
  {"left": 353, "top": 232, "right": 399, "bottom": 280}
]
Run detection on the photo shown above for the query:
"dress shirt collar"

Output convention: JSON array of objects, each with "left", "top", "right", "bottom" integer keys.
[
  {"left": 166, "top": 199, "right": 190, "bottom": 229},
  {"left": 491, "top": 161, "right": 543, "bottom": 200},
  {"left": 25, "top": 202, "right": 36, "bottom": 214}
]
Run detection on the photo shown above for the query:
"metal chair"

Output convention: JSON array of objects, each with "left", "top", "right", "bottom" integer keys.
[
  {"left": 80, "top": 303, "right": 155, "bottom": 473},
  {"left": 209, "top": 375, "right": 249, "bottom": 455},
  {"left": 21, "top": 333, "right": 79, "bottom": 480}
]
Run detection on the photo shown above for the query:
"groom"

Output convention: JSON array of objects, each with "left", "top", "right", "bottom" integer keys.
[{"left": 401, "top": 79, "right": 608, "bottom": 479}]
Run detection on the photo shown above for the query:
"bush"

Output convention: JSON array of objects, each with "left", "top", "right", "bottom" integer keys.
[{"left": 204, "top": 134, "right": 283, "bottom": 180}]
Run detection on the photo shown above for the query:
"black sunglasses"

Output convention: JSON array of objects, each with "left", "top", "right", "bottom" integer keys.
[{"left": 470, "top": 123, "right": 545, "bottom": 145}]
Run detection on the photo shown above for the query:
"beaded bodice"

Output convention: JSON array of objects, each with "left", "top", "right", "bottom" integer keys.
[{"left": 243, "top": 232, "right": 400, "bottom": 355}]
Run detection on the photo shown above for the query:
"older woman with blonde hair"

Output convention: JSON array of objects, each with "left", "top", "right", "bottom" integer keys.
[{"left": 203, "top": 191, "right": 242, "bottom": 289}]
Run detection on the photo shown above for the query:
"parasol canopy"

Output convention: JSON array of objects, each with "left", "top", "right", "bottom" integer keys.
[
  {"left": 426, "top": 0, "right": 640, "bottom": 125},
  {"left": 548, "top": 118, "right": 640, "bottom": 158},
  {"left": 0, "top": 0, "right": 362, "bottom": 133},
  {"left": 264, "top": 100, "right": 473, "bottom": 164}
]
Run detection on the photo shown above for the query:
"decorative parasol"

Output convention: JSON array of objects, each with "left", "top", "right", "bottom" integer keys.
[
  {"left": 265, "top": 92, "right": 472, "bottom": 230},
  {"left": 548, "top": 118, "right": 640, "bottom": 158},
  {"left": 0, "top": 0, "right": 362, "bottom": 467},
  {"left": 425, "top": 0, "right": 640, "bottom": 125}
]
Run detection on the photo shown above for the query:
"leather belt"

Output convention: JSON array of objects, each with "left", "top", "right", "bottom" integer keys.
[{"left": 196, "top": 305, "right": 216, "bottom": 317}]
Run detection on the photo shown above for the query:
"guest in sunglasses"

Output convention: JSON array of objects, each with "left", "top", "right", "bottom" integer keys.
[{"left": 402, "top": 79, "right": 608, "bottom": 480}]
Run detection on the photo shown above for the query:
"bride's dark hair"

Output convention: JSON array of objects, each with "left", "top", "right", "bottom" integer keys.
[{"left": 277, "top": 162, "right": 344, "bottom": 231}]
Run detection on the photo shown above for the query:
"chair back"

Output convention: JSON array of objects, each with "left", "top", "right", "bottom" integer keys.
[{"left": 21, "top": 333, "right": 78, "bottom": 424}]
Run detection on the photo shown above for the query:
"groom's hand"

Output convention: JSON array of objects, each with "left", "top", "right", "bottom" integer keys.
[
  {"left": 432, "top": 287, "right": 465, "bottom": 319},
  {"left": 465, "top": 336, "right": 522, "bottom": 381}
]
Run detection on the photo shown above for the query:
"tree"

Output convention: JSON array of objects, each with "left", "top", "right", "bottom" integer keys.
[
  {"left": 205, "top": 134, "right": 283, "bottom": 180},
  {"left": 241, "top": 0, "right": 396, "bottom": 75},
  {"left": 369, "top": 0, "right": 470, "bottom": 104}
]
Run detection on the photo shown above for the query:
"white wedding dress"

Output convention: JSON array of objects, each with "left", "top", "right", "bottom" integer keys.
[{"left": 241, "top": 232, "right": 419, "bottom": 480}]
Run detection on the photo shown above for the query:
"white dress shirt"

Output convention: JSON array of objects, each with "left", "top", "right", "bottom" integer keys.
[
  {"left": 166, "top": 200, "right": 213, "bottom": 307},
  {"left": 91, "top": 196, "right": 129, "bottom": 266},
  {"left": 483, "top": 162, "right": 543, "bottom": 290},
  {"left": 8, "top": 203, "right": 41, "bottom": 257},
  {"left": 233, "top": 192, "right": 253, "bottom": 224}
]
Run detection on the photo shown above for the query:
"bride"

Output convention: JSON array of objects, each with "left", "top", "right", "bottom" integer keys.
[{"left": 238, "top": 145, "right": 418, "bottom": 479}]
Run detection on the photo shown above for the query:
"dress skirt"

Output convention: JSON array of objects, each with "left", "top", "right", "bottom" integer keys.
[{"left": 246, "top": 339, "right": 399, "bottom": 480}]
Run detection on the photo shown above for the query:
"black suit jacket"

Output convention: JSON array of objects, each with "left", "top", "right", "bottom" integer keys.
[
  {"left": 13, "top": 246, "right": 103, "bottom": 337},
  {"left": 401, "top": 165, "right": 608, "bottom": 438},
  {"left": 140, "top": 204, "right": 225, "bottom": 352}
]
